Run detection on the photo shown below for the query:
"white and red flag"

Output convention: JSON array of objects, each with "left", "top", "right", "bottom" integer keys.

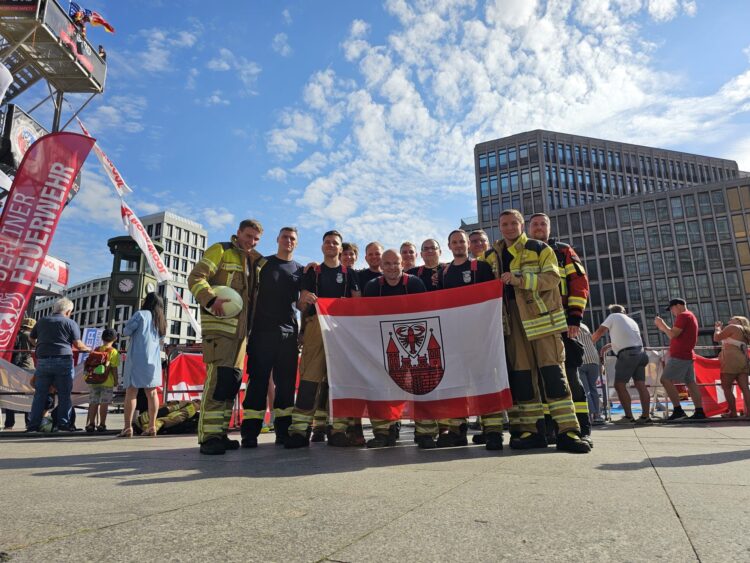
[
  {"left": 317, "top": 281, "right": 512, "bottom": 420},
  {"left": 77, "top": 118, "right": 133, "bottom": 197}
]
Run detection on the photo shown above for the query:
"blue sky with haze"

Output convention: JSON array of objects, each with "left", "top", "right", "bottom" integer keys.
[{"left": 12, "top": 0, "right": 750, "bottom": 284}]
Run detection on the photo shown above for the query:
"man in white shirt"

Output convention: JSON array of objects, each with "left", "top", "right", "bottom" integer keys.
[{"left": 591, "top": 304, "right": 651, "bottom": 424}]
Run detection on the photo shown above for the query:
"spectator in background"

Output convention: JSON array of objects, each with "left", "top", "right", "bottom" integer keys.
[
  {"left": 713, "top": 316, "right": 750, "bottom": 418},
  {"left": 3, "top": 317, "right": 36, "bottom": 430},
  {"left": 400, "top": 241, "right": 418, "bottom": 271},
  {"left": 119, "top": 293, "right": 166, "bottom": 438},
  {"left": 656, "top": 298, "right": 705, "bottom": 420},
  {"left": 98, "top": 44, "right": 106, "bottom": 61},
  {"left": 591, "top": 304, "right": 651, "bottom": 424},
  {"left": 26, "top": 298, "right": 90, "bottom": 432},
  {"left": 578, "top": 323, "right": 605, "bottom": 425},
  {"left": 84, "top": 328, "right": 119, "bottom": 433}
]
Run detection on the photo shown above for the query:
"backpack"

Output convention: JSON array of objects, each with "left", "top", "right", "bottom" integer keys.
[{"left": 83, "top": 350, "right": 110, "bottom": 384}]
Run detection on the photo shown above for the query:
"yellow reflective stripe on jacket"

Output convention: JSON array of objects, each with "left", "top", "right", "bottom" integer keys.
[
  {"left": 190, "top": 279, "right": 211, "bottom": 296},
  {"left": 522, "top": 309, "right": 567, "bottom": 339},
  {"left": 564, "top": 263, "right": 578, "bottom": 276},
  {"left": 243, "top": 409, "right": 266, "bottom": 420},
  {"left": 568, "top": 295, "right": 587, "bottom": 310}
]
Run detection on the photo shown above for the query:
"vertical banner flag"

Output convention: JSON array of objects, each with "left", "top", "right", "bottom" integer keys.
[
  {"left": 120, "top": 200, "right": 202, "bottom": 339},
  {"left": 77, "top": 118, "right": 132, "bottom": 197},
  {"left": 0, "top": 132, "right": 95, "bottom": 361},
  {"left": 317, "top": 281, "right": 512, "bottom": 420}
]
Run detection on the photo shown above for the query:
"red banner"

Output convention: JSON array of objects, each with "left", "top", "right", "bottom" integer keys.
[
  {"left": 0, "top": 132, "right": 95, "bottom": 361},
  {"left": 694, "top": 354, "right": 746, "bottom": 416}
]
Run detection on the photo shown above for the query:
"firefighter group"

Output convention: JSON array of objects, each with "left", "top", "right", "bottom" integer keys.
[{"left": 189, "top": 210, "right": 593, "bottom": 456}]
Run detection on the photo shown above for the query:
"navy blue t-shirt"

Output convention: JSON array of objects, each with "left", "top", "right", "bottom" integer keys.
[
  {"left": 357, "top": 268, "right": 382, "bottom": 288},
  {"left": 363, "top": 274, "right": 426, "bottom": 297},
  {"left": 301, "top": 264, "right": 359, "bottom": 315},
  {"left": 253, "top": 255, "right": 304, "bottom": 333},
  {"left": 438, "top": 259, "right": 494, "bottom": 289},
  {"left": 30, "top": 314, "right": 81, "bottom": 357},
  {"left": 407, "top": 264, "right": 444, "bottom": 292}
]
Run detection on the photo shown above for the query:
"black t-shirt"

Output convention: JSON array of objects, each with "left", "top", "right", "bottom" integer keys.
[
  {"left": 501, "top": 248, "right": 515, "bottom": 300},
  {"left": 407, "top": 264, "right": 443, "bottom": 292},
  {"left": 252, "top": 255, "right": 304, "bottom": 333},
  {"left": 438, "top": 259, "right": 494, "bottom": 290},
  {"left": 357, "top": 268, "right": 381, "bottom": 288},
  {"left": 363, "top": 274, "right": 426, "bottom": 297},
  {"left": 301, "top": 263, "right": 359, "bottom": 314}
]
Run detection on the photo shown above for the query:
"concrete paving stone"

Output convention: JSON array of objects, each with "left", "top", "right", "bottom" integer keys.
[
  {"left": 2, "top": 422, "right": 750, "bottom": 562},
  {"left": 331, "top": 472, "right": 697, "bottom": 563}
]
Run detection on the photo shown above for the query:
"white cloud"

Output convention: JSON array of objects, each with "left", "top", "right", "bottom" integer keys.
[
  {"left": 200, "top": 90, "right": 231, "bottom": 106},
  {"left": 186, "top": 68, "right": 199, "bottom": 90},
  {"left": 264, "top": 2, "right": 748, "bottom": 251},
  {"left": 137, "top": 25, "right": 201, "bottom": 73},
  {"left": 84, "top": 96, "right": 147, "bottom": 134},
  {"left": 203, "top": 208, "right": 236, "bottom": 230},
  {"left": 272, "top": 33, "right": 293, "bottom": 57},
  {"left": 206, "top": 48, "right": 262, "bottom": 95},
  {"left": 645, "top": 0, "right": 698, "bottom": 21},
  {"left": 265, "top": 167, "right": 288, "bottom": 182},
  {"left": 282, "top": 8, "right": 293, "bottom": 25}
]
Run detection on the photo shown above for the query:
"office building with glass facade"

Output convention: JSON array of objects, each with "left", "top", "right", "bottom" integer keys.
[{"left": 473, "top": 130, "right": 748, "bottom": 348}]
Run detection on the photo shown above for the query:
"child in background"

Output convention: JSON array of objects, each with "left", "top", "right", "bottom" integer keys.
[{"left": 85, "top": 329, "right": 119, "bottom": 433}]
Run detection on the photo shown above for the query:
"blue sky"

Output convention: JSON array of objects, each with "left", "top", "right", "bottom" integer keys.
[{"left": 12, "top": 0, "right": 750, "bottom": 284}]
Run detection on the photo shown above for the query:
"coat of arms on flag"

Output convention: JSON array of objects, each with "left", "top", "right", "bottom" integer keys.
[
  {"left": 316, "top": 281, "right": 513, "bottom": 420},
  {"left": 380, "top": 318, "right": 445, "bottom": 395}
]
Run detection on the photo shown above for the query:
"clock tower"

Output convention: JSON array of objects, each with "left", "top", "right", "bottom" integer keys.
[{"left": 106, "top": 236, "right": 164, "bottom": 331}]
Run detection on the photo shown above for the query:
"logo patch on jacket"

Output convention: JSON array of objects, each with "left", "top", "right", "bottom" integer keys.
[
  {"left": 336, "top": 273, "right": 344, "bottom": 283},
  {"left": 462, "top": 271, "right": 472, "bottom": 283}
]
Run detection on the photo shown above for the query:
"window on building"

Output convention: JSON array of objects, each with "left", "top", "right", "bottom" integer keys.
[
  {"left": 611, "top": 256, "right": 623, "bottom": 278},
  {"left": 712, "top": 190, "right": 726, "bottom": 213},
  {"left": 692, "top": 247, "right": 706, "bottom": 272},
  {"left": 498, "top": 149, "right": 508, "bottom": 169},
  {"left": 628, "top": 280, "right": 641, "bottom": 302},
  {"left": 679, "top": 252, "right": 693, "bottom": 273},
  {"left": 726, "top": 271, "right": 741, "bottom": 296},
  {"left": 684, "top": 195, "right": 697, "bottom": 218},
  {"left": 508, "top": 146, "right": 517, "bottom": 167},
  {"left": 624, "top": 254, "right": 637, "bottom": 277},
  {"left": 630, "top": 204, "right": 642, "bottom": 225},
  {"left": 687, "top": 221, "right": 701, "bottom": 244},
  {"left": 716, "top": 217, "right": 731, "bottom": 240},
  {"left": 674, "top": 223, "right": 688, "bottom": 245},
  {"left": 146, "top": 224, "right": 153, "bottom": 236},
  {"left": 721, "top": 244, "right": 736, "bottom": 268},
  {"left": 519, "top": 144, "right": 529, "bottom": 165},
  {"left": 489, "top": 175, "right": 498, "bottom": 196},
  {"left": 510, "top": 171, "right": 519, "bottom": 191},
  {"left": 607, "top": 231, "right": 620, "bottom": 254},
  {"left": 487, "top": 152, "right": 496, "bottom": 171},
  {"left": 581, "top": 211, "right": 592, "bottom": 232},
  {"left": 670, "top": 197, "right": 683, "bottom": 219},
  {"left": 621, "top": 230, "right": 633, "bottom": 252},
  {"left": 685, "top": 275, "right": 699, "bottom": 300},
  {"left": 154, "top": 223, "right": 161, "bottom": 237},
  {"left": 166, "top": 224, "right": 173, "bottom": 238},
  {"left": 500, "top": 173, "right": 509, "bottom": 193},
  {"left": 520, "top": 169, "right": 530, "bottom": 189},
  {"left": 637, "top": 254, "right": 650, "bottom": 275},
  {"left": 482, "top": 202, "right": 491, "bottom": 222},
  {"left": 618, "top": 206, "right": 630, "bottom": 226},
  {"left": 478, "top": 153, "right": 487, "bottom": 173},
  {"left": 480, "top": 177, "right": 489, "bottom": 197},
  {"left": 633, "top": 228, "right": 646, "bottom": 249},
  {"left": 530, "top": 166, "right": 541, "bottom": 188}
]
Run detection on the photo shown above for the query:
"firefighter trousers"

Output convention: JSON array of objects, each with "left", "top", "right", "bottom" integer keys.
[
  {"left": 241, "top": 328, "right": 299, "bottom": 441},
  {"left": 198, "top": 334, "right": 246, "bottom": 444},
  {"left": 289, "top": 317, "right": 351, "bottom": 437},
  {"left": 505, "top": 301, "right": 579, "bottom": 435},
  {"left": 565, "top": 360, "right": 592, "bottom": 437}
]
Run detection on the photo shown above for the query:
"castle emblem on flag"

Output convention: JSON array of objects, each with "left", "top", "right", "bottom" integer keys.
[{"left": 380, "top": 317, "right": 445, "bottom": 395}]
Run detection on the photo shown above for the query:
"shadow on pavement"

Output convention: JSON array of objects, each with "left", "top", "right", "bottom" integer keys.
[
  {"left": 597, "top": 448, "right": 750, "bottom": 471},
  {"left": 0, "top": 431, "right": 560, "bottom": 486}
]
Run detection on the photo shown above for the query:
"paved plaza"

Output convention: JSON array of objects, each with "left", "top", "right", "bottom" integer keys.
[{"left": 2, "top": 419, "right": 750, "bottom": 562}]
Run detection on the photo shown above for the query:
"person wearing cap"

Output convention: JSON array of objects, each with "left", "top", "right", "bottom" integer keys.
[
  {"left": 655, "top": 298, "right": 705, "bottom": 420},
  {"left": 592, "top": 304, "right": 651, "bottom": 424},
  {"left": 3, "top": 318, "right": 36, "bottom": 430}
]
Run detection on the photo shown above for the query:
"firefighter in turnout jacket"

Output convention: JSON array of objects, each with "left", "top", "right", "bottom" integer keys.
[
  {"left": 483, "top": 210, "right": 590, "bottom": 453},
  {"left": 528, "top": 213, "right": 592, "bottom": 445},
  {"left": 188, "top": 220, "right": 263, "bottom": 455}
]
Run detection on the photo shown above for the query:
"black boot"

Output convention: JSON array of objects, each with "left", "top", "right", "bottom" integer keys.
[
  {"left": 284, "top": 433, "right": 310, "bottom": 449},
  {"left": 200, "top": 437, "right": 226, "bottom": 455},
  {"left": 485, "top": 432, "right": 503, "bottom": 451},
  {"left": 274, "top": 416, "right": 291, "bottom": 445},
  {"left": 509, "top": 432, "right": 548, "bottom": 450},
  {"left": 556, "top": 431, "right": 591, "bottom": 454}
]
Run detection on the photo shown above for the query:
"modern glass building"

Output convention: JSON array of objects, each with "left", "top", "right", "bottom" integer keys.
[{"left": 472, "top": 130, "right": 749, "bottom": 348}]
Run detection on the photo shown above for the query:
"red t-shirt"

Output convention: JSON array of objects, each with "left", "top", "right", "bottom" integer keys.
[{"left": 669, "top": 310, "right": 698, "bottom": 360}]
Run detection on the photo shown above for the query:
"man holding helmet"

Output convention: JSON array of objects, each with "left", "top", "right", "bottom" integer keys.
[{"left": 189, "top": 219, "right": 263, "bottom": 455}]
